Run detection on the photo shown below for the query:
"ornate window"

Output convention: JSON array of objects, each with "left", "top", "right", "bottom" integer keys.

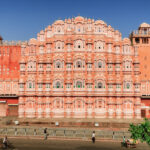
[
  {"left": 95, "top": 81, "right": 105, "bottom": 89},
  {"left": 95, "top": 60, "right": 104, "bottom": 69},
  {"left": 66, "top": 83, "right": 71, "bottom": 88},
  {"left": 76, "top": 81, "right": 82, "bottom": 88},
  {"left": 46, "top": 64, "right": 51, "bottom": 70},
  {"left": 98, "top": 61, "right": 102, "bottom": 68},
  {"left": 57, "top": 26, "right": 61, "bottom": 33},
  {"left": 27, "top": 81, "right": 35, "bottom": 89},
  {"left": 56, "top": 81, "right": 61, "bottom": 88},
  {"left": 87, "top": 63, "right": 92, "bottom": 68},
  {"left": 76, "top": 60, "right": 82, "bottom": 68},
  {"left": 55, "top": 61, "right": 63, "bottom": 68},
  {"left": 87, "top": 83, "right": 92, "bottom": 88},
  {"left": 97, "top": 82, "right": 103, "bottom": 88},
  {"left": 124, "top": 61, "right": 132, "bottom": 70},
  {"left": 95, "top": 41, "right": 103, "bottom": 50},
  {"left": 126, "top": 83, "right": 130, "bottom": 89},
  {"left": 38, "top": 63, "right": 43, "bottom": 71},
  {"left": 28, "top": 62, "right": 36, "bottom": 71},
  {"left": 46, "top": 83, "right": 50, "bottom": 89},
  {"left": 124, "top": 81, "right": 132, "bottom": 90},
  {"left": 74, "top": 40, "right": 84, "bottom": 50},
  {"left": 56, "top": 41, "right": 64, "bottom": 50}
]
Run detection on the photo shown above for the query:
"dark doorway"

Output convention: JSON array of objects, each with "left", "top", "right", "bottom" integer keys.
[{"left": 141, "top": 109, "right": 146, "bottom": 118}]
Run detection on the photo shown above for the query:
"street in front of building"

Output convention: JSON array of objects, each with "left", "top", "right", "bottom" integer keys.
[{"left": 1, "top": 138, "right": 149, "bottom": 150}]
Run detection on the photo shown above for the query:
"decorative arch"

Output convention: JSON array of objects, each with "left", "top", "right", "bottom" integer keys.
[
  {"left": 74, "top": 40, "right": 84, "bottom": 49},
  {"left": 55, "top": 60, "right": 63, "bottom": 68},
  {"left": 95, "top": 79, "right": 105, "bottom": 89},
  {"left": 53, "top": 80, "right": 63, "bottom": 88}
]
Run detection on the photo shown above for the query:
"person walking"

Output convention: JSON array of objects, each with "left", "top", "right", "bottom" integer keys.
[
  {"left": 92, "top": 131, "right": 96, "bottom": 143},
  {"left": 3, "top": 136, "right": 8, "bottom": 149},
  {"left": 44, "top": 128, "right": 48, "bottom": 140}
]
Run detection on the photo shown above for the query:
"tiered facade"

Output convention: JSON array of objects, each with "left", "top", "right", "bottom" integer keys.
[{"left": 18, "top": 16, "right": 141, "bottom": 118}]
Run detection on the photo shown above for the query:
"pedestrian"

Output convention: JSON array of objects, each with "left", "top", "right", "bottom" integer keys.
[
  {"left": 123, "top": 136, "right": 126, "bottom": 143},
  {"left": 3, "top": 136, "right": 8, "bottom": 149},
  {"left": 44, "top": 128, "right": 48, "bottom": 140},
  {"left": 112, "top": 131, "right": 115, "bottom": 139},
  {"left": 92, "top": 131, "right": 95, "bottom": 143}
]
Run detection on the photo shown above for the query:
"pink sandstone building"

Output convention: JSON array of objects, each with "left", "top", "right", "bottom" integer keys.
[{"left": 18, "top": 16, "right": 141, "bottom": 119}]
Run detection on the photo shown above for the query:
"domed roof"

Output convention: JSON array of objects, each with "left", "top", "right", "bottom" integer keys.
[
  {"left": 95, "top": 20, "right": 105, "bottom": 25},
  {"left": 54, "top": 20, "right": 64, "bottom": 24},
  {"left": 74, "top": 16, "right": 84, "bottom": 22},
  {"left": 40, "top": 30, "right": 44, "bottom": 34},
  {"left": 29, "top": 38, "right": 37, "bottom": 45},
  {"left": 123, "top": 38, "right": 131, "bottom": 44},
  {"left": 139, "top": 22, "right": 150, "bottom": 28}
]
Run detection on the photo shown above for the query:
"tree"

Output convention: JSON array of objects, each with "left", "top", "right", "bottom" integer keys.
[{"left": 129, "top": 118, "right": 150, "bottom": 145}]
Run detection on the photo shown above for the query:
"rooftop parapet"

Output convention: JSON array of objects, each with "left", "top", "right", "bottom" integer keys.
[
  {"left": 131, "top": 30, "right": 150, "bottom": 37},
  {"left": 0, "top": 40, "right": 26, "bottom": 46}
]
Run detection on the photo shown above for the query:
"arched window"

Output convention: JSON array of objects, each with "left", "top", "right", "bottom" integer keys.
[
  {"left": 75, "top": 40, "right": 84, "bottom": 49},
  {"left": 56, "top": 81, "right": 61, "bottom": 88},
  {"left": 27, "top": 81, "right": 35, "bottom": 89},
  {"left": 76, "top": 81, "right": 82, "bottom": 88},
  {"left": 95, "top": 41, "right": 103, "bottom": 50},
  {"left": 56, "top": 62, "right": 61, "bottom": 68},
  {"left": 57, "top": 43, "right": 60, "bottom": 49},
  {"left": 76, "top": 61, "right": 82, "bottom": 68},
  {"left": 126, "top": 83, "right": 130, "bottom": 89},
  {"left": 97, "top": 82, "right": 103, "bottom": 88},
  {"left": 98, "top": 61, "right": 102, "bottom": 68},
  {"left": 57, "top": 26, "right": 61, "bottom": 33}
]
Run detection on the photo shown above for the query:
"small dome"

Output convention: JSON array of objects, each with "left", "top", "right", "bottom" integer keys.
[
  {"left": 40, "top": 30, "right": 44, "bottom": 34},
  {"left": 74, "top": 16, "right": 84, "bottom": 22},
  {"left": 95, "top": 20, "right": 105, "bottom": 25},
  {"left": 123, "top": 38, "right": 131, "bottom": 44},
  {"left": 29, "top": 38, "right": 37, "bottom": 45},
  {"left": 54, "top": 20, "right": 64, "bottom": 24},
  {"left": 139, "top": 22, "right": 150, "bottom": 28}
]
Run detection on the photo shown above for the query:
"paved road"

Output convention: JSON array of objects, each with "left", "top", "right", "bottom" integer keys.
[{"left": 2, "top": 138, "right": 150, "bottom": 150}]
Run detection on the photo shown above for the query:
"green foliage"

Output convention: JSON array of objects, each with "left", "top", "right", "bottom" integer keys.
[{"left": 129, "top": 118, "right": 150, "bottom": 145}]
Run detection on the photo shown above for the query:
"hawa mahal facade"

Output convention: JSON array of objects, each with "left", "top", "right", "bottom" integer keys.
[{"left": 0, "top": 16, "right": 150, "bottom": 119}]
